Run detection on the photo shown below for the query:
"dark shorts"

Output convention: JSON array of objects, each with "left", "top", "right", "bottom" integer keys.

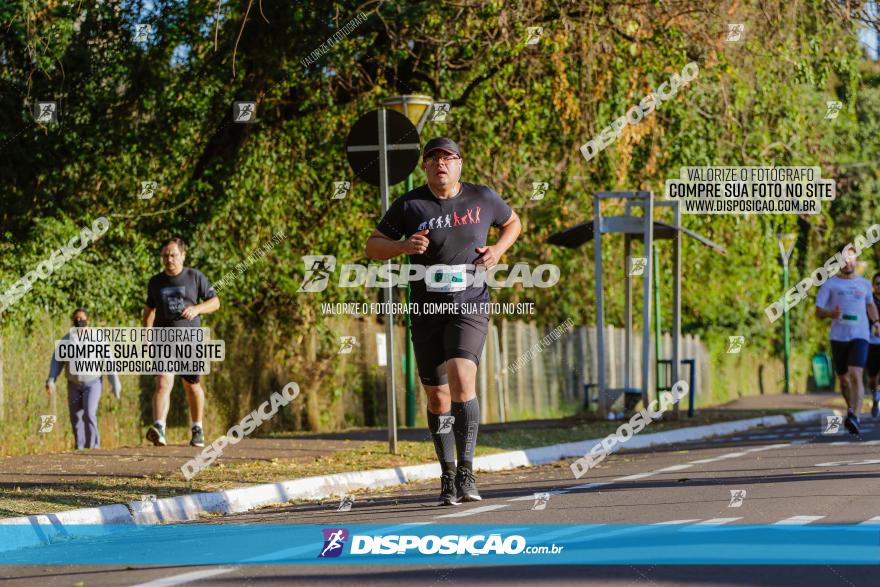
[
  {"left": 830, "top": 339, "right": 869, "bottom": 375},
  {"left": 411, "top": 314, "right": 490, "bottom": 386},
  {"left": 868, "top": 344, "right": 880, "bottom": 378}
]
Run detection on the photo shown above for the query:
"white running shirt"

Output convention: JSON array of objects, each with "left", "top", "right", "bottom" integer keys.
[{"left": 815, "top": 275, "right": 874, "bottom": 342}]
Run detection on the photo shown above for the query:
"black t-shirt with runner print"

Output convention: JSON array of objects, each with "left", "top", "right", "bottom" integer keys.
[
  {"left": 376, "top": 182, "right": 513, "bottom": 311},
  {"left": 146, "top": 268, "right": 217, "bottom": 328}
]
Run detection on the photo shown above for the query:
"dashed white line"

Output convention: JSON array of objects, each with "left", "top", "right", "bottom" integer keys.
[
  {"left": 129, "top": 568, "right": 237, "bottom": 587},
  {"left": 773, "top": 515, "right": 825, "bottom": 525},
  {"left": 654, "top": 464, "right": 694, "bottom": 473},
  {"left": 696, "top": 517, "right": 742, "bottom": 525},
  {"left": 858, "top": 516, "right": 880, "bottom": 525},
  {"left": 434, "top": 504, "right": 509, "bottom": 518},
  {"left": 614, "top": 472, "right": 655, "bottom": 482}
]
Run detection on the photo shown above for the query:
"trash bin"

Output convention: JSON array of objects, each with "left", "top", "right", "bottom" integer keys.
[{"left": 812, "top": 352, "right": 832, "bottom": 390}]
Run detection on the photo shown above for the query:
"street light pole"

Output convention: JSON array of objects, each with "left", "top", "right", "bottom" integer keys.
[
  {"left": 777, "top": 234, "right": 796, "bottom": 395},
  {"left": 381, "top": 95, "right": 434, "bottom": 428}
]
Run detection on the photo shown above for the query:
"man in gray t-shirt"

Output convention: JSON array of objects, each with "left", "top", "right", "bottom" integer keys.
[
  {"left": 816, "top": 244, "right": 880, "bottom": 434},
  {"left": 143, "top": 237, "right": 220, "bottom": 448}
]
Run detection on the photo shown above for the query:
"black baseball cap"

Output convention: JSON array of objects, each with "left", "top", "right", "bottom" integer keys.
[{"left": 423, "top": 137, "right": 461, "bottom": 158}]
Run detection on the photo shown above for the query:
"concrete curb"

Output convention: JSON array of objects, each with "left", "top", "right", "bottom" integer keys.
[{"left": 0, "top": 407, "right": 834, "bottom": 552}]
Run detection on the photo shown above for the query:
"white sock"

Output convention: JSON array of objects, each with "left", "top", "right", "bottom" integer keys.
[
  {"left": 154, "top": 420, "right": 165, "bottom": 429},
  {"left": 191, "top": 421, "right": 202, "bottom": 429}
]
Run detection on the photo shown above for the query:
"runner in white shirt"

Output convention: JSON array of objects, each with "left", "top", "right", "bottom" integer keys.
[
  {"left": 816, "top": 245, "right": 880, "bottom": 435},
  {"left": 867, "top": 272, "right": 880, "bottom": 418}
]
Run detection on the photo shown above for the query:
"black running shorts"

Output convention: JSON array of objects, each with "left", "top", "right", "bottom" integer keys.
[
  {"left": 830, "top": 339, "right": 869, "bottom": 375},
  {"left": 868, "top": 343, "right": 880, "bottom": 378},
  {"left": 411, "top": 314, "right": 490, "bottom": 386}
]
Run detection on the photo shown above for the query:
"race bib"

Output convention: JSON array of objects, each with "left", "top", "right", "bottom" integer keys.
[{"left": 425, "top": 264, "right": 467, "bottom": 293}]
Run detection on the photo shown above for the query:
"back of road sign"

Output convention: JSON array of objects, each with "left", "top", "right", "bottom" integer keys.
[{"left": 345, "top": 109, "right": 420, "bottom": 186}]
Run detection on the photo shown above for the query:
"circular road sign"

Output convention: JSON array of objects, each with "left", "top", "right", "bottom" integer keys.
[{"left": 345, "top": 109, "right": 421, "bottom": 186}]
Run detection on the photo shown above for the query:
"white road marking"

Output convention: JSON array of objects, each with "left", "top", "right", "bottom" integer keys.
[
  {"left": 507, "top": 490, "right": 567, "bottom": 502},
  {"left": 129, "top": 568, "right": 237, "bottom": 587},
  {"left": 654, "top": 464, "right": 694, "bottom": 473},
  {"left": 434, "top": 504, "right": 509, "bottom": 518},
  {"left": 773, "top": 515, "right": 825, "bottom": 525},
  {"left": 568, "top": 482, "right": 611, "bottom": 491},
  {"left": 654, "top": 519, "right": 701, "bottom": 525},
  {"left": 614, "top": 472, "right": 655, "bottom": 482},
  {"left": 859, "top": 516, "right": 880, "bottom": 525},
  {"left": 696, "top": 517, "right": 742, "bottom": 525}
]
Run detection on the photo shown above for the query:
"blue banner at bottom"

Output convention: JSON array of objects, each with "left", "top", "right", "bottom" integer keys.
[{"left": 1, "top": 524, "right": 879, "bottom": 565}]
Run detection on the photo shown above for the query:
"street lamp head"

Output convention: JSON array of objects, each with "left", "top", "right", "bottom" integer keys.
[
  {"left": 776, "top": 233, "right": 797, "bottom": 267},
  {"left": 381, "top": 95, "right": 434, "bottom": 133}
]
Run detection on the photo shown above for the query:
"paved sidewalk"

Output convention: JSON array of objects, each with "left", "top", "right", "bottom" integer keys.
[{"left": 0, "top": 393, "right": 842, "bottom": 488}]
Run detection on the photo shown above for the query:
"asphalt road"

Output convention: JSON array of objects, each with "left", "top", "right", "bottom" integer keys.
[{"left": 3, "top": 415, "right": 880, "bottom": 586}]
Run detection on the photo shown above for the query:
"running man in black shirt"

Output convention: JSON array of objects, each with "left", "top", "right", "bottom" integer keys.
[
  {"left": 143, "top": 237, "right": 220, "bottom": 447},
  {"left": 365, "top": 137, "right": 522, "bottom": 505}
]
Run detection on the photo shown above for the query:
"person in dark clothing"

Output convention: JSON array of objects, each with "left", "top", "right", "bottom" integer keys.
[
  {"left": 46, "top": 307, "right": 121, "bottom": 449},
  {"left": 143, "top": 237, "right": 220, "bottom": 448},
  {"left": 365, "top": 137, "right": 522, "bottom": 505}
]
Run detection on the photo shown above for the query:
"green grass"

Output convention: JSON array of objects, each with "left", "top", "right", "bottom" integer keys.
[{"left": 0, "top": 408, "right": 797, "bottom": 518}]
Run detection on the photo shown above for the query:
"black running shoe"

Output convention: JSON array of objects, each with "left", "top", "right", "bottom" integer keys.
[
  {"left": 844, "top": 414, "right": 861, "bottom": 436},
  {"left": 190, "top": 425, "right": 205, "bottom": 448},
  {"left": 146, "top": 423, "right": 167, "bottom": 447},
  {"left": 872, "top": 391, "right": 879, "bottom": 418},
  {"left": 455, "top": 466, "right": 482, "bottom": 502},
  {"left": 438, "top": 473, "right": 459, "bottom": 506}
]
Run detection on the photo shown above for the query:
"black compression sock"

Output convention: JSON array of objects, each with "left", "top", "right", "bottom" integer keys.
[
  {"left": 427, "top": 409, "right": 456, "bottom": 475},
  {"left": 451, "top": 398, "right": 480, "bottom": 470}
]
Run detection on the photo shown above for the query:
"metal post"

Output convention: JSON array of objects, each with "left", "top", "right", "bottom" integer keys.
[
  {"left": 641, "top": 193, "right": 654, "bottom": 408},
  {"left": 672, "top": 200, "right": 682, "bottom": 414},
  {"left": 783, "top": 264, "right": 791, "bottom": 394},
  {"left": 593, "top": 194, "right": 606, "bottom": 418},
  {"left": 404, "top": 174, "right": 417, "bottom": 426},
  {"left": 624, "top": 236, "right": 632, "bottom": 392},
  {"left": 378, "top": 109, "right": 398, "bottom": 454},
  {"left": 653, "top": 246, "right": 662, "bottom": 404}
]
